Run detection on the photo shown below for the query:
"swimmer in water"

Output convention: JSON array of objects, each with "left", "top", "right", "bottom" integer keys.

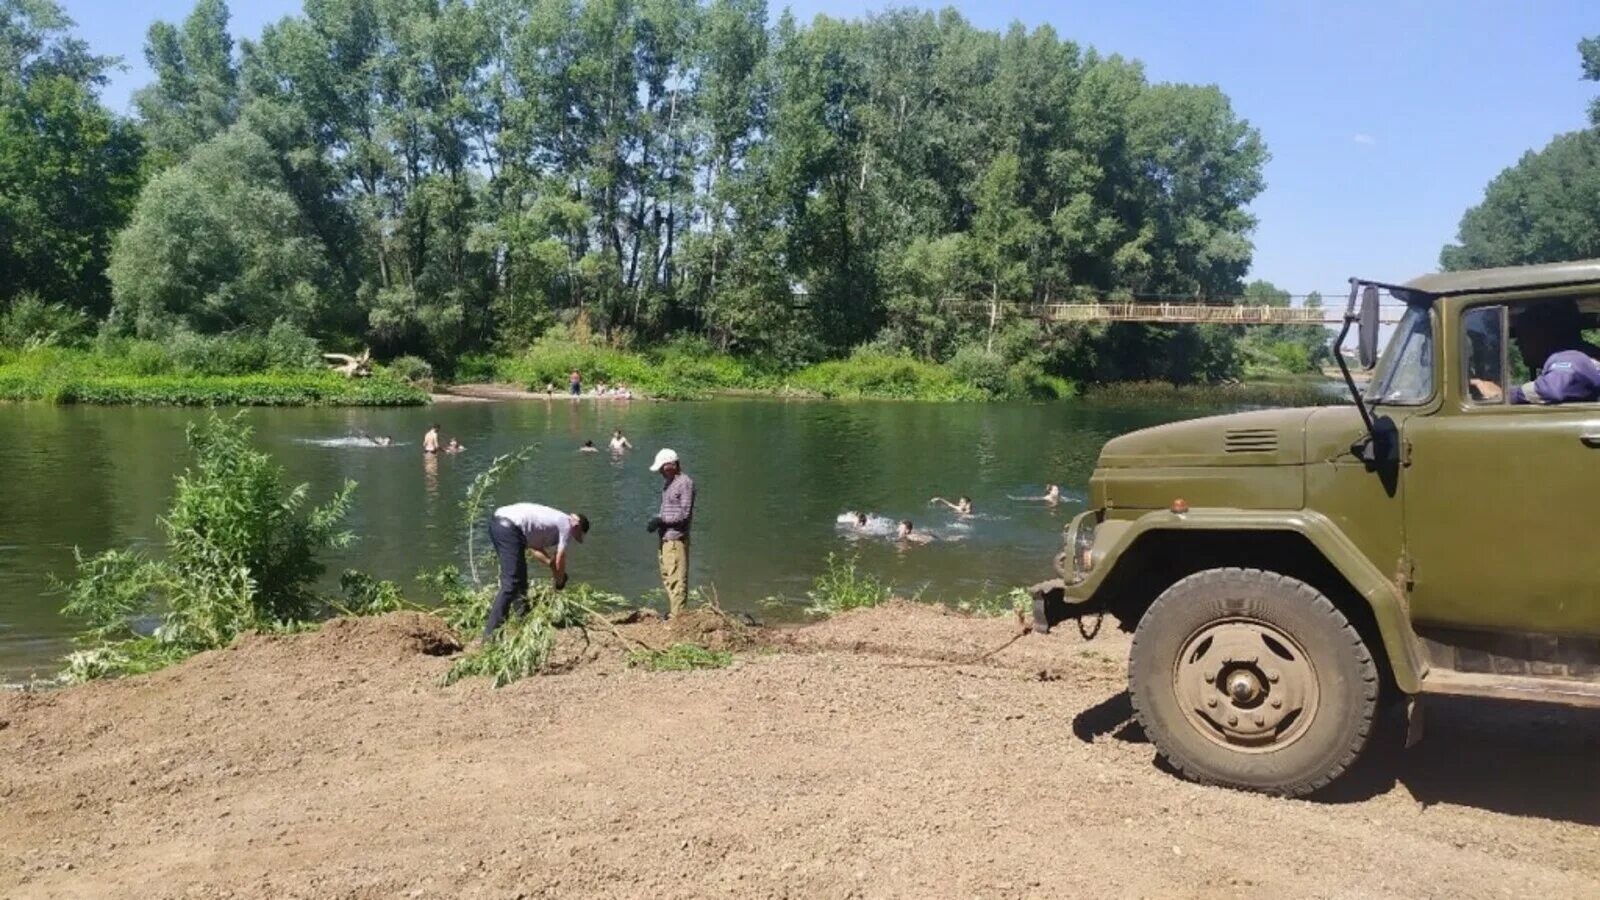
[
  {"left": 930, "top": 495, "right": 973, "bottom": 517},
  {"left": 445, "top": 438, "right": 464, "bottom": 453},
  {"left": 423, "top": 424, "right": 441, "bottom": 454},
  {"left": 896, "top": 519, "right": 933, "bottom": 545},
  {"left": 1018, "top": 484, "right": 1061, "bottom": 505},
  {"left": 580, "top": 439, "right": 600, "bottom": 453},
  {"left": 609, "top": 429, "right": 632, "bottom": 452}
]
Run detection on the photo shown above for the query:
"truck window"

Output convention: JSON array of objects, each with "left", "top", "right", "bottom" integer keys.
[
  {"left": 1367, "top": 305, "right": 1432, "bottom": 405},
  {"left": 1463, "top": 306, "right": 1505, "bottom": 404}
]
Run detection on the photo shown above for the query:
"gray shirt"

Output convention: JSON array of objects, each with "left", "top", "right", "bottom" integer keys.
[
  {"left": 657, "top": 473, "right": 695, "bottom": 541},
  {"left": 494, "top": 503, "right": 573, "bottom": 553}
]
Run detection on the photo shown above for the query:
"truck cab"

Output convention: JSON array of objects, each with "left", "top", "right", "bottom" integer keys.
[{"left": 1050, "top": 259, "right": 1600, "bottom": 796}]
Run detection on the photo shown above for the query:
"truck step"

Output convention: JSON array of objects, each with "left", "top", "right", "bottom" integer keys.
[{"left": 1420, "top": 669, "right": 1600, "bottom": 709}]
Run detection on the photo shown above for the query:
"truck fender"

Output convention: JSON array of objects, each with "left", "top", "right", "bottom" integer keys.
[{"left": 1068, "top": 508, "right": 1427, "bottom": 694}]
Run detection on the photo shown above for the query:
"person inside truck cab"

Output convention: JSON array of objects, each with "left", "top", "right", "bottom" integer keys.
[{"left": 1470, "top": 300, "right": 1600, "bottom": 404}]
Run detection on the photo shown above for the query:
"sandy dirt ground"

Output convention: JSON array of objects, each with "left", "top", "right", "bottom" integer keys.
[{"left": 2, "top": 602, "right": 1597, "bottom": 899}]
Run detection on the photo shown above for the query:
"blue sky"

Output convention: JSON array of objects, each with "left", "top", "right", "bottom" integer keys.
[{"left": 62, "top": 0, "right": 1599, "bottom": 300}]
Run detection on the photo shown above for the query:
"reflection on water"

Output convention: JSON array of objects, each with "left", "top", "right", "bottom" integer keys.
[{"left": 0, "top": 398, "right": 1192, "bottom": 679}]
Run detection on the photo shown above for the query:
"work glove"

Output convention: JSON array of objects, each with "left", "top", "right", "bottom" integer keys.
[
  {"left": 553, "top": 571, "right": 568, "bottom": 590},
  {"left": 646, "top": 516, "right": 663, "bottom": 534}
]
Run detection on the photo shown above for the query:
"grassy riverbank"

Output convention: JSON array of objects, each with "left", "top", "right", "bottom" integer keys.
[
  {"left": 0, "top": 346, "right": 428, "bottom": 406},
  {"left": 491, "top": 338, "right": 1076, "bottom": 402}
]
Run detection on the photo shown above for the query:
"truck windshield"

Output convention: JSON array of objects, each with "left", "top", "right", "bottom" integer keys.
[{"left": 1365, "top": 304, "right": 1433, "bottom": 405}]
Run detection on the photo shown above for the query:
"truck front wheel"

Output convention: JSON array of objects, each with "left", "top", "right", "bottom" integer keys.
[{"left": 1128, "top": 567, "right": 1380, "bottom": 797}]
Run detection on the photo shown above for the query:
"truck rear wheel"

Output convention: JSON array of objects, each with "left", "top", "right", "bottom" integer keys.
[{"left": 1128, "top": 567, "right": 1379, "bottom": 797}]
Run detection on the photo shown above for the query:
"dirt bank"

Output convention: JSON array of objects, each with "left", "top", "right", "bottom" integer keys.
[{"left": 3, "top": 603, "right": 1597, "bottom": 899}]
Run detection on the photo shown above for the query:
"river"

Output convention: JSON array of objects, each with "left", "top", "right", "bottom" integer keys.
[{"left": 0, "top": 398, "right": 1201, "bottom": 680}]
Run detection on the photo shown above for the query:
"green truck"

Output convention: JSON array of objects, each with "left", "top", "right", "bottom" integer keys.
[{"left": 1042, "top": 259, "right": 1600, "bottom": 797}]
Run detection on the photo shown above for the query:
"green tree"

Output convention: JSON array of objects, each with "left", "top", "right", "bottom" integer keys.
[
  {"left": 108, "top": 125, "right": 334, "bottom": 336},
  {"left": 0, "top": 0, "right": 143, "bottom": 315},
  {"left": 133, "top": 0, "right": 239, "bottom": 167},
  {"left": 1441, "top": 130, "right": 1600, "bottom": 271}
]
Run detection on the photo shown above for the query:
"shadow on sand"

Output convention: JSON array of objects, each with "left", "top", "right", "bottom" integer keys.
[{"left": 1070, "top": 689, "right": 1600, "bottom": 825}]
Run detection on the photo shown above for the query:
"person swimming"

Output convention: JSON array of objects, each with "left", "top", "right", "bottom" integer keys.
[
  {"left": 854, "top": 511, "right": 869, "bottom": 529},
  {"left": 1015, "top": 484, "right": 1061, "bottom": 505},
  {"left": 444, "top": 438, "right": 464, "bottom": 453},
  {"left": 609, "top": 429, "right": 632, "bottom": 452},
  {"left": 580, "top": 439, "right": 600, "bottom": 453},
  {"left": 896, "top": 519, "right": 933, "bottom": 545},
  {"left": 930, "top": 495, "right": 973, "bottom": 516}
]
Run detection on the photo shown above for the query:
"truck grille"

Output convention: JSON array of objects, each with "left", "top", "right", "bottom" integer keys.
[{"left": 1223, "top": 428, "right": 1278, "bottom": 454}]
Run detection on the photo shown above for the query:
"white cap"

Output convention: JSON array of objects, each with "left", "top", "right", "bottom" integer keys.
[{"left": 649, "top": 448, "right": 680, "bottom": 472}]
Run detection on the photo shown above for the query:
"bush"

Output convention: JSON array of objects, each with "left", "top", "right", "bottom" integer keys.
[
  {"left": 790, "top": 348, "right": 984, "bottom": 401},
  {"left": 0, "top": 293, "right": 90, "bottom": 349},
  {"left": 386, "top": 355, "right": 435, "bottom": 387},
  {"left": 946, "top": 345, "right": 1009, "bottom": 397},
  {"left": 804, "top": 553, "right": 891, "bottom": 615},
  {"left": 263, "top": 321, "right": 321, "bottom": 372},
  {"left": 59, "top": 413, "right": 359, "bottom": 681}
]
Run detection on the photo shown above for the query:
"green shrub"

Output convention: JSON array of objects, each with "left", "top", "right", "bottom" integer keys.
[
  {"left": 804, "top": 553, "right": 891, "bottom": 615},
  {"left": 0, "top": 293, "right": 90, "bottom": 349},
  {"left": 385, "top": 355, "right": 435, "bottom": 387},
  {"left": 628, "top": 643, "right": 733, "bottom": 671},
  {"left": 263, "top": 321, "right": 321, "bottom": 371},
  {"left": 790, "top": 348, "right": 984, "bottom": 401},
  {"left": 947, "top": 345, "right": 1009, "bottom": 397},
  {"left": 451, "top": 352, "right": 498, "bottom": 383},
  {"left": 338, "top": 570, "right": 411, "bottom": 616},
  {"left": 59, "top": 413, "right": 359, "bottom": 681}
]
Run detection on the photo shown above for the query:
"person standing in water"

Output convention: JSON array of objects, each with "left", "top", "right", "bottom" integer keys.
[
  {"left": 483, "top": 503, "right": 589, "bottom": 640},
  {"left": 930, "top": 495, "right": 973, "bottom": 516},
  {"left": 609, "top": 429, "right": 632, "bottom": 452},
  {"left": 646, "top": 448, "right": 695, "bottom": 619},
  {"left": 568, "top": 369, "right": 582, "bottom": 396},
  {"left": 423, "top": 424, "right": 441, "bottom": 454}
]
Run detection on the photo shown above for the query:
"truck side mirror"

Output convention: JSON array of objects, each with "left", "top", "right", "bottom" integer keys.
[{"left": 1358, "top": 285, "right": 1380, "bottom": 369}]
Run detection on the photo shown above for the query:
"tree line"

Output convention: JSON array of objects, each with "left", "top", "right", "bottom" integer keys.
[
  {"left": 1442, "top": 36, "right": 1600, "bottom": 270},
  {"left": 2, "top": 0, "right": 1328, "bottom": 384}
]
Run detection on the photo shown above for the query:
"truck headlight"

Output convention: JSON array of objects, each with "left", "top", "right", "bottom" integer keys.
[{"left": 1068, "top": 512, "right": 1099, "bottom": 580}]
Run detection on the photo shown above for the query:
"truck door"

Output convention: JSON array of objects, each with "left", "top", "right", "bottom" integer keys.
[{"left": 1403, "top": 303, "right": 1600, "bottom": 636}]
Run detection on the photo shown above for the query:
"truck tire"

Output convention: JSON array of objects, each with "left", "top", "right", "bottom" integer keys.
[{"left": 1128, "top": 567, "right": 1379, "bottom": 797}]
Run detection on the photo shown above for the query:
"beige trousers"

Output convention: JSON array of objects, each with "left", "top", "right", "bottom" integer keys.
[{"left": 659, "top": 538, "right": 690, "bottom": 617}]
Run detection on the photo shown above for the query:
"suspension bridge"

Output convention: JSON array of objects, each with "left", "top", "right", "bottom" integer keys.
[{"left": 1027, "top": 301, "right": 1404, "bottom": 325}]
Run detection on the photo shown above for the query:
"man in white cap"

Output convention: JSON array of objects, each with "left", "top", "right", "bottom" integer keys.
[{"left": 646, "top": 448, "right": 695, "bottom": 618}]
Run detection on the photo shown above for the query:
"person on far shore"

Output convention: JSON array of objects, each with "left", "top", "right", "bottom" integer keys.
[
  {"left": 896, "top": 520, "right": 933, "bottom": 545},
  {"left": 609, "top": 429, "right": 632, "bottom": 452},
  {"left": 930, "top": 495, "right": 973, "bottom": 517},
  {"left": 580, "top": 439, "right": 600, "bottom": 453},
  {"left": 482, "top": 503, "right": 589, "bottom": 640},
  {"left": 646, "top": 448, "right": 695, "bottom": 619},
  {"left": 569, "top": 369, "right": 582, "bottom": 396},
  {"left": 544, "top": 381, "right": 556, "bottom": 395},
  {"left": 423, "top": 424, "right": 441, "bottom": 454}
]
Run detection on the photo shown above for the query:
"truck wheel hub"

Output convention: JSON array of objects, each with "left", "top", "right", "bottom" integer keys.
[{"left": 1174, "top": 618, "right": 1319, "bottom": 752}]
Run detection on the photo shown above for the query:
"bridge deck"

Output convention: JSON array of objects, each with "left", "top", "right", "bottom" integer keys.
[{"left": 1036, "top": 302, "right": 1403, "bottom": 325}]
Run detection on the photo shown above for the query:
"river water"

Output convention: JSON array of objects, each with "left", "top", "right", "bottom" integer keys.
[{"left": 0, "top": 398, "right": 1197, "bottom": 680}]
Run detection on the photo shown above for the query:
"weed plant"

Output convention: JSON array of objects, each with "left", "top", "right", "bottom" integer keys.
[
  {"left": 803, "top": 553, "right": 891, "bottom": 615},
  {"left": 627, "top": 644, "right": 733, "bottom": 672}
]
